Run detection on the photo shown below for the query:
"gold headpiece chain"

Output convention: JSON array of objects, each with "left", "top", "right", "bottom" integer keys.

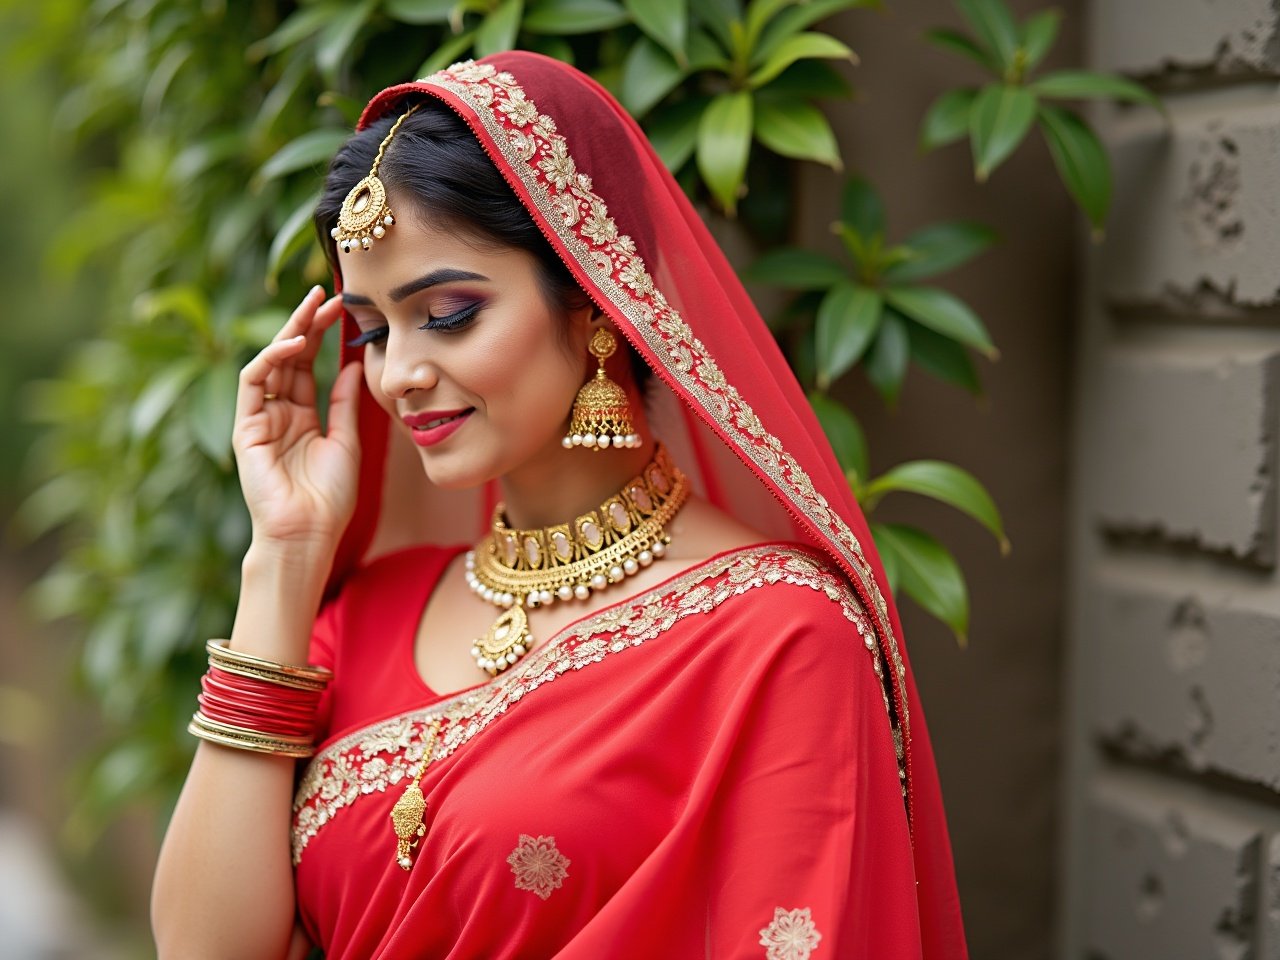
[{"left": 331, "top": 103, "right": 423, "bottom": 253}]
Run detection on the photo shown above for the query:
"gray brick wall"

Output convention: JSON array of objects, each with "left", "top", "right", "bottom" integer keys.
[{"left": 1064, "top": 2, "right": 1280, "bottom": 956}]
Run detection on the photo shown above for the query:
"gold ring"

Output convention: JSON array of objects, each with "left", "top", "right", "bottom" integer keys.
[{"left": 263, "top": 393, "right": 279, "bottom": 401}]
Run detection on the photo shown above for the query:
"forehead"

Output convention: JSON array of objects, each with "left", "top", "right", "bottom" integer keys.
[{"left": 336, "top": 198, "right": 533, "bottom": 301}]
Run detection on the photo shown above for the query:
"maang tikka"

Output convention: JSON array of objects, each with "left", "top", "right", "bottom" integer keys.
[
  {"left": 331, "top": 103, "right": 422, "bottom": 253},
  {"left": 562, "top": 328, "right": 642, "bottom": 450}
]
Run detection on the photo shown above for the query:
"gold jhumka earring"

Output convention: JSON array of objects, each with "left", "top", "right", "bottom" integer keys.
[
  {"left": 561, "top": 328, "right": 642, "bottom": 451},
  {"left": 331, "top": 103, "right": 422, "bottom": 253}
]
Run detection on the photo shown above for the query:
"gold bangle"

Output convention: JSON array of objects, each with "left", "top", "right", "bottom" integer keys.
[
  {"left": 188, "top": 712, "right": 315, "bottom": 758},
  {"left": 206, "top": 639, "right": 332, "bottom": 687}
]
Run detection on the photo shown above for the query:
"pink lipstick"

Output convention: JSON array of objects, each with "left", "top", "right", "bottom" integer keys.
[{"left": 402, "top": 408, "right": 473, "bottom": 447}]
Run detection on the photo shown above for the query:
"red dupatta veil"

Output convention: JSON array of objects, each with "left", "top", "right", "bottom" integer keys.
[{"left": 326, "top": 51, "right": 965, "bottom": 955}]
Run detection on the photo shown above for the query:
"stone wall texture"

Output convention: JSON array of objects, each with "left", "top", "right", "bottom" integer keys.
[{"left": 1065, "top": 1, "right": 1280, "bottom": 956}]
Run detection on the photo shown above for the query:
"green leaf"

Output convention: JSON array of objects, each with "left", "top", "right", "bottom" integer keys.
[
  {"left": 919, "top": 88, "right": 976, "bottom": 152},
  {"left": 742, "top": 247, "right": 846, "bottom": 289},
  {"left": 956, "top": 0, "right": 1020, "bottom": 71},
  {"left": 862, "top": 308, "right": 909, "bottom": 404},
  {"left": 267, "top": 190, "right": 322, "bottom": 293},
  {"left": 755, "top": 58, "right": 853, "bottom": 100},
  {"left": 756, "top": 0, "right": 871, "bottom": 65},
  {"left": 686, "top": 27, "right": 732, "bottom": 69},
  {"left": 188, "top": 361, "right": 238, "bottom": 467},
  {"left": 246, "top": 5, "right": 333, "bottom": 61},
  {"left": 907, "top": 322, "right": 982, "bottom": 395},
  {"left": 871, "top": 523, "right": 969, "bottom": 643},
  {"left": 753, "top": 98, "right": 841, "bottom": 168},
  {"left": 645, "top": 96, "right": 709, "bottom": 171},
  {"left": 690, "top": 0, "right": 740, "bottom": 53},
  {"left": 884, "top": 285, "right": 996, "bottom": 357},
  {"left": 626, "top": 0, "right": 688, "bottom": 63},
  {"left": 131, "top": 358, "right": 202, "bottom": 439},
  {"left": 523, "top": 0, "right": 631, "bottom": 33},
  {"left": 254, "top": 129, "right": 349, "bottom": 186},
  {"left": 384, "top": 0, "right": 457, "bottom": 23},
  {"left": 621, "top": 37, "right": 686, "bottom": 117},
  {"left": 1037, "top": 103, "right": 1111, "bottom": 235},
  {"left": 747, "top": 31, "right": 855, "bottom": 89},
  {"left": 475, "top": 0, "right": 523, "bottom": 56},
  {"left": 815, "top": 281, "right": 883, "bottom": 388},
  {"left": 883, "top": 221, "right": 996, "bottom": 282},
  {"left": 864, "top": 460, "right": 1007, "bottom": 550},
  {"left": 696, "top": 91, "right": 753, "bottom": 214},
  {"left": 968, "top": 83, "right": 1036, "bottom": 181},
  {"left": 316, "top": 0, "right": 375, "bottom": 79},
  {"left": 923, "top": 27, "right": 997, "bottom": 72},
  {"left": 808, "top": 391, "right": 869, "bottom": 482},
  {"left": 417, "top": 29, "right": 476, "bottom": 76},
  {"left": 840, "top": 177, "right": 884, "bottom": 240},
  {"left": 1021, "top": 9, "right": 1060, "bottom": 71},
  {"left": 1030, "top": 69, "right": 1161, "bottom": 109}
]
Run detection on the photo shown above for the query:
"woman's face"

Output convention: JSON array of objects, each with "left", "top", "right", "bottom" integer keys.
[{"left": 337, "top": 195, "right": 593, "bottom": 489}]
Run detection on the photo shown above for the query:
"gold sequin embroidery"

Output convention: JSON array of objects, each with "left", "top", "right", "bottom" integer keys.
[
  {"left": 290, "top": 546, "right": 890, "bottom": 864},
  {"left": 759, "top": 907, "right": 823, "bottom": 960},
  {"left": 507, "top": 834, "right": 570, "bottom": 899}
]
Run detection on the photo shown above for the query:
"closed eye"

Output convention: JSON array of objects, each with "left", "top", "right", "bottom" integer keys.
[{"left": 345, "top": 303, "right": 483, "bottom": 348}]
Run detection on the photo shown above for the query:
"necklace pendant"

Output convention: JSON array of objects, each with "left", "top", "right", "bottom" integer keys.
[
  {"left": 391, "top": 781, "right": 428, "bottom": 870},
  {"left": 472, "top": 605, "right": 533, "bottom": 676}
]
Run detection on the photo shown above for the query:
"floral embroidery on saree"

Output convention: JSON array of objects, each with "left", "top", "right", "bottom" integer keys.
[
  {"left": 507, "top": 834, "right": 570, "bottom": 899},
  {"left": 759, "top": 907, "right": 822, "bottom": 960},
  {"left": 291, "top": 546, "right": 892, "bottom": 864},
  {"left": 412, "top": 60, "right": 913, "bottom": 820}
]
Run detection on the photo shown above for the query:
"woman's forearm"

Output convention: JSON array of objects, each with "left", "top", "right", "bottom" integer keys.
[{"left": 151, "top": 543, "right": 333, "bottom": 960}]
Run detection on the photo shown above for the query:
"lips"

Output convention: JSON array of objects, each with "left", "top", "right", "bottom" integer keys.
[{"left": 402, "top": 408, "right": 473, "bottom": 447}]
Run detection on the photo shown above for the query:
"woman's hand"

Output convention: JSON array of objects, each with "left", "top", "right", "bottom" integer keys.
[{"left": 232, "top": 286, "right": 364, "bottom": 550}]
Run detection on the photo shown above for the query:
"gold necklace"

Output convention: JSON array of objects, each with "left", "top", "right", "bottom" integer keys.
[
  {"left": 390, "top": 717, "right": 443, "bottom": 870},
  {"left": 465, "top": 444, "right": 688, "bottom": 676}
]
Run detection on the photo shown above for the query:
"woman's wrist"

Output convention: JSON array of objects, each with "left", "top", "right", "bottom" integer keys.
[{"left": 232, "top": 541, "right": 336, "bottom": 664}]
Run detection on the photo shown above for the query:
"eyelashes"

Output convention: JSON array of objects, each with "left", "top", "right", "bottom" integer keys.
[{"left": 345, "top": 302, "right": 482, "bottom": 348}]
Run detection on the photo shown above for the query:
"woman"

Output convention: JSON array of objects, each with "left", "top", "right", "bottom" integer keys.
[{"left": 152, "top": 52, "right": 967, "bottom": 959}]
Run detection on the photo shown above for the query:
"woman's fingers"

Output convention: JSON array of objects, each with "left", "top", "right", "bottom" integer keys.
[
  {"left": 235, "top": 335, "right": 308, "bottom": 427},
  {"left": 326, "top": 360, "right": 364, "bottom": 454},
  {"left": 273, "top": 285, "right": 327, "bottom": 343}
]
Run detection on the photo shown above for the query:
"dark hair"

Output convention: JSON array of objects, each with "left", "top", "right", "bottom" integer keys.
[{"left": 314, "top": 98, "right": 586, "bottom": 316}]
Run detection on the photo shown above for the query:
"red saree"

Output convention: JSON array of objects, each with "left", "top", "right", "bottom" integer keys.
[{"left": 298, "top": 52, "right": 967, "bottom": 959}]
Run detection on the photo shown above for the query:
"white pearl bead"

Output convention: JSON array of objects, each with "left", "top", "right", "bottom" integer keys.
[
  {"left": 574, "top": 584, "right": 590, "bottom": 600},
  {"left": 501, "top": 593, "right": 514, "bottom": 607},
  {"left": 399, "top": 857, "right": 411, "bottom": 868},
  {"left": 652, "top": 541, "right": 666, "bottom": 557},
  {"left": 506, "top": 652, "right": 519, "bottom": 665},
  {"left": 372, "top": 225, "right": 385, "bottom": 239},
  {"left": 583, "top": 433, "right": 596, "bottom": 447},
  {"left": 562, "top": 436, "right": 573, "bottom": 449},
  {"left": 572, "top": 434, "right": 583, "bottom": 446},
  {"left": 598, "top": 435, "right": 612, "bottom": 448},
  {"left": 638, "top": 550, "right": 653, "bottom": 566},
  {"left": 526, "top": 593, "right": 539, "bottom": 608},
  {"left": 591, "top": 573, "right": 608, "bottom": 589},
  {"left": 330, "top": 227, "right": 339, "bottom": 239},
  {"left": 513, "top": 644, "right": 526, "bottom": 656},
  {"left": 623, "top": 558, "right": 638, "bottom": 575},
  {"left": 465, "top": 552, "right": 475, "bottom": 567},
  {"left": 483, "top": 588, "right": 495, "bottom": 602},
  {"left": 608, "top": 565, "right": 624, "bottom": 581},
  {"left": 384, "top": 214, "right": 394, "bottom": 226},
  {"left": 471, "top": 645, "right": 481, "bottom": 657},
  {"left": 539, "top": 590, "right": 553, "bottom": 605},
  {"left": 557, "top": 585, "right": 573, "bottom": 601}
]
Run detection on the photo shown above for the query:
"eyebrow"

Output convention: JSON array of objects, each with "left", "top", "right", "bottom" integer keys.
[{"left": 341, "top": 268, "right": 491, "bottom": 307}]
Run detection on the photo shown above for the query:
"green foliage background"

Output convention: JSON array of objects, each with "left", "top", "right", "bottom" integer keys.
[{"left": 5, "top": 0, "right": 1151, "bottom": 916}]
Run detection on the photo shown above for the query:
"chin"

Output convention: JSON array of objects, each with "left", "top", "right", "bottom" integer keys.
[{"left": 413, "top": 444, "right": 500, "bottom": 491}]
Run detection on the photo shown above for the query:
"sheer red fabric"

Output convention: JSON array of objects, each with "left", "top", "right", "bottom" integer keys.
[{"left": 301, "top": 51, "right": 967, "bottom": 958}]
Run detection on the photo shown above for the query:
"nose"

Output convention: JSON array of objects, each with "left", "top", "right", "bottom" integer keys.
[{"left": 379, "top": 333, "right": 438, "bottom": 399}]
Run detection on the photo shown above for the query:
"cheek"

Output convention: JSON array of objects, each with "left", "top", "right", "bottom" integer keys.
[{"left": 474, "top": 317, "right": 581, "bottom": 421}]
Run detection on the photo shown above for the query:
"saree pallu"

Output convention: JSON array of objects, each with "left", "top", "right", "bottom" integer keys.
[{"left": 293, "top": 543, "right": 923, "bottom": 959}]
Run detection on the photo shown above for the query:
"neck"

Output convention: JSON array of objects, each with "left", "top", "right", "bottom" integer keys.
[{"left": 500, "top": 440, "right": 657, "bottom": 530}]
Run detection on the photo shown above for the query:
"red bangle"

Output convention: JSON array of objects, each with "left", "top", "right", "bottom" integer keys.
[{"left": 196, "top": 669, "right": 322, "bottom": 742}]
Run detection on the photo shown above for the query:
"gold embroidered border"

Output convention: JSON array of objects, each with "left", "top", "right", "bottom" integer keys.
[
  {"left": 291, "top": 546, "right": 891, "bottom": 864},
  {"left": 412, "top": 61, "right": 912, "bottom": 805}
]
